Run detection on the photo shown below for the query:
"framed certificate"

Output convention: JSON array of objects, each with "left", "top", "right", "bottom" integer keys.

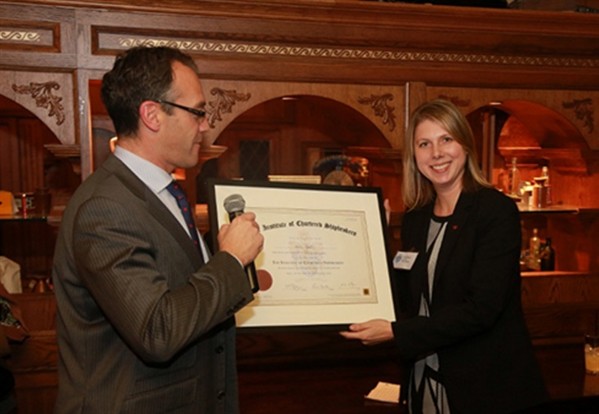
[{"left": 207, "top": 179, "right": 396, "bottom": 328}]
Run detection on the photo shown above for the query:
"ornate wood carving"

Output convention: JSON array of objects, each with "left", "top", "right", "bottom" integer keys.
[
  {"left": 563, "top": 98, "right": 594, "bottom": 134},
  {"left": 11, "top": 81, "right": 65, "bottom": 125},
  {"left": 0, "top": 20, "right": 59, "bottom": 51},
  {"left": 357, "top": 93, "right": 396, "bottom": 132},
  {"left": 113, "top": 36, "right": 599, "bottom": 69},
  {"left": 206, "top": 87, "right": 251, "bottom": 128},
  {"left": 0, "top": 30, "right": 41, "bottom": 42}
]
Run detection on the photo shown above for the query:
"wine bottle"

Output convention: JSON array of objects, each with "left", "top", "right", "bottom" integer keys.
[
  {"left": 528, "top": 228, "right": 541, "bottom": 270},
  {"left": 507, "top": 157, "right": 521, "bottom": 197},
  {"left": 540, "top": 237, "right": 556, "bottom": 271}
]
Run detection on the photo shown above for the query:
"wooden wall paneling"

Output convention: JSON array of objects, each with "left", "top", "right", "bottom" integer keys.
[
  {"left": 216, "top": 126, "right": 281, "bottom": 179},
  {"left": 0, "top": 220, "right": 55, "bottom": 282},
  {"left": 10, "top": 356, "right": 58, "bottom": 414},
  {"left": 205, "top": 92, "right": 400, "bottom": 209},
  {"left": 4, "top": 0, "right": 596, "bottom": 178},
  {"left": 0, "top": 116, "right": 19, "bottom": 191},
  {"left": 0, "top": 2, "right": 77, "bottom": 69},
  {"left": 6, "top": 293, "right": 57, "bottom": 414},
  {"left": 546, "top": 213, "right": 599, "bottom": 273},
  {"left": 425, "top": 86, "right": 599, "bottom": 150},
  {"left": 523, "top": 301, "right": 599, "bottom": 341},
  {"left": 0, "top": 2, "right": 78, "bottom": 149},
  {"left": 405, "top": 81, "right": 427, "bottom": 123},
  {"left": 74, "top": 1, "right": 599, "bottom": 88},
  {"left": 522, "top": 273, "right": 599, "bottom": 306},
  {"left": 537, "top": 89, "right": 599, "bottom": 151},
  {"left": 0, "top": 1, "right": 598, "bottom": 412},
  {"left": 17, "top": 118, "right": 53, "bottom": 192},
  {"left": 0, "top": 108, "right": 69, "bottom": 194},
  {"left": 236, "top": 328, "right": 402, "bottom": 414},
  {"left": 78, "top": 69, "right": 110, "bottom": 178},
  {"left": 199, "top": 80, "right": 405, "bottom": 152},
  {"left": 0, "top": 70, "right": 76, "bottom": 147},
  {"left": 2, "top": 1, "right": 599, "bottom": 87}
]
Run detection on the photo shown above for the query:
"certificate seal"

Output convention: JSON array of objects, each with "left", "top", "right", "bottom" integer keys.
[{"left": 257, "top": 269, "right": 273, "bottom": 291}]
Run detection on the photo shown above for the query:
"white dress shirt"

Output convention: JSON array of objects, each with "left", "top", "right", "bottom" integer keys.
[{"left": 113, "top": 146, "right": 209, "bottom": 261}]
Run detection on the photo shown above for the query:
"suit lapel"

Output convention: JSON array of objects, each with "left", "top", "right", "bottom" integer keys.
[
  {"left": 405, "top": 204, "right": 433, "bottom": 313},
  {"left": 431, "top": 191, "right": 476, "bottom": 301},
  {"left": 146, "top": 189, "right": 205, "bottom": 268},
  {"left": 101, "top": 156, "right": 205, "bottom": 268}
]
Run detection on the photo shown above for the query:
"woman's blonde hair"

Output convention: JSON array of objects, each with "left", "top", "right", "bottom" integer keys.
[{"left": 402, "top": 99, "right": 491, "bottom": 211}]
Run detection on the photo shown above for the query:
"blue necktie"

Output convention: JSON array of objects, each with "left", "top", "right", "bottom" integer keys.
[{"left": 166, "top": 181, "right": 203, "bottom": 257}]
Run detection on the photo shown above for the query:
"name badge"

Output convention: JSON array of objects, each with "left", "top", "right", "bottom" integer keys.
[{"left": 393, "top": 251, "right": 418, "bottom": 270}]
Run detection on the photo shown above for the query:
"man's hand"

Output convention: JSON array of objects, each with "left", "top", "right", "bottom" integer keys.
[{"left": 217, "top": 212, "right": 263, "bottom": 266}]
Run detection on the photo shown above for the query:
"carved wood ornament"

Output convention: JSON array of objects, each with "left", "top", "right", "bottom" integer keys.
[
  {"left": 115, "top": 36, "right": 599, "bottom": 69},
  {"left": 206, "top": 87, "right": 251, "bottom": 128},
  {"left": 11, "top": 81, "right": 65, "bottom": 125},
  {"left": 563, "top": 98, "right": 594, "bottom": 134},
  {"left": 357, "top": 93, "right": 396, "bottom": 132},
  {"left": 0, "top": 30, "right": 41, "bottom": 42}
]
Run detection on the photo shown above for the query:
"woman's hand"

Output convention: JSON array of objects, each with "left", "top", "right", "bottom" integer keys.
[{"left": 339, "top": 318, "right": 393, "bottom": 346}]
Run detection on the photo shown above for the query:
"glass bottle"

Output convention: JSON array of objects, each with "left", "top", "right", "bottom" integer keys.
[
  {"left": 540, "top": 237, "right": 556, "bottom": 271},
  {"left": 528, "top": 228, "right": 541, "bottom": 270},
  {"left": 507, "top": 157, "right": 521, "bottom": 197},
  {"left": 541, "top": 165, "right": 552, "bottom": 206},
  {"left": 531, "top": 180, "right": 543, "bottom": 209}
]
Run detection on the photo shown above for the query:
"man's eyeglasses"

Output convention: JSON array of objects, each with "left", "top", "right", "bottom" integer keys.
[{"left": 155, "top": 99, "right": 207, "bottom": 120}]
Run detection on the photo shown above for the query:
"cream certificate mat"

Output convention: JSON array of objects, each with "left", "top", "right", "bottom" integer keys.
[{"left": 208, "top": 179, "right": 396, "bottom": 327}]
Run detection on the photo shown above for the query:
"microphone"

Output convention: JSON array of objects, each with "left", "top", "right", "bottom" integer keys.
[{"left": 223, "top": 194, "right": 259, "bottom": 293}]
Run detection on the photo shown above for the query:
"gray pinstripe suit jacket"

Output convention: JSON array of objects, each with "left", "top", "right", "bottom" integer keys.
[{"left": 52, "top": 155, "right": 253, "bottom": 414}]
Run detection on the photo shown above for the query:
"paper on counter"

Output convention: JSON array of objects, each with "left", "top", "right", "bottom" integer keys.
[{"left": 365, "top": 381, "right": 400, "bottom": 404}]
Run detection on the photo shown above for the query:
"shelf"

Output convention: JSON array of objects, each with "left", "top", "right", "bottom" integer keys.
[
  {"left": 0, "top": 214, "right": 48, "bottom": 222},
  {"left": 522, "top": 270, "right": 592, "bottom": 278},
  {"left": 498, "top": 147, "right": 590, "bottom": 174},
  {"left": 518, "top": 205, "right": 578, "bottom": 214},
  {"left": 518, "top": 205, "right": 599, "bottom": 215}
]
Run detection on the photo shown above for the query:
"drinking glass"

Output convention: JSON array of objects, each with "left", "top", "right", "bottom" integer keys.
[{"left": 584, "top": 334, "right": 599, "bottom": 375}]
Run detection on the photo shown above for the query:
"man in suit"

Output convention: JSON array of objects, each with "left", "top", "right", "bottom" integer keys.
[{"left": 52, "top": 46, "right": 263, "bottom": 414}]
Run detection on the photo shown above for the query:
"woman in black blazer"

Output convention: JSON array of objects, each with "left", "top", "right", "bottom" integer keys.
[{"left": 341, "top": 99, "right": 548, "bottom": 413}]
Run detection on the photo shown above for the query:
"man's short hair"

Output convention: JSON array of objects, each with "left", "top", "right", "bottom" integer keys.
[{"left": 101, "top": 46, "right": 200, "bottom": 137}]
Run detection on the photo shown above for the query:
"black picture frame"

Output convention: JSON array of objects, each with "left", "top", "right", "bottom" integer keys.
[{"left": 207, "top": 178, "right": 396, "bottom": 328}]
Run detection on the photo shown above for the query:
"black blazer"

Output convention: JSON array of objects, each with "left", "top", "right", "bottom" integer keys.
[{"left": 392, "top": 187, "right": 548, "bottom": 414}]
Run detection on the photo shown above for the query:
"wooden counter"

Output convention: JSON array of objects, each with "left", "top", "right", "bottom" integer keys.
[{"left": 6, "top": 281, "right": 599, "bottom": 414}]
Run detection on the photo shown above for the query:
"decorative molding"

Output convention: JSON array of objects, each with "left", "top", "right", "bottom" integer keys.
[
  {"left": 44, "top": 144, "right": 80, "bottom": 158},
  {"left": 0, "top": 30, "right": 41, "bottom": 42},
  {"left": 206, "top": 88, "right": 251, "bottom": 128},
  {"left": 44, "top": 144, "right": 81, "bottom": 176},
  {"left": 11, "top": 81, "right": 65, "bottom": 125},
  {"left": 357, "top": 93, "right": 396, "bottom": 132},
  {"left": 0, "top": 22, "right": 58, "bottom": 50},
  {"left": 116, "top": 37, "right": 599, "bottom": 69},
  {"left": 562, "top": 98, "right": 594, "bottom": 134}
]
